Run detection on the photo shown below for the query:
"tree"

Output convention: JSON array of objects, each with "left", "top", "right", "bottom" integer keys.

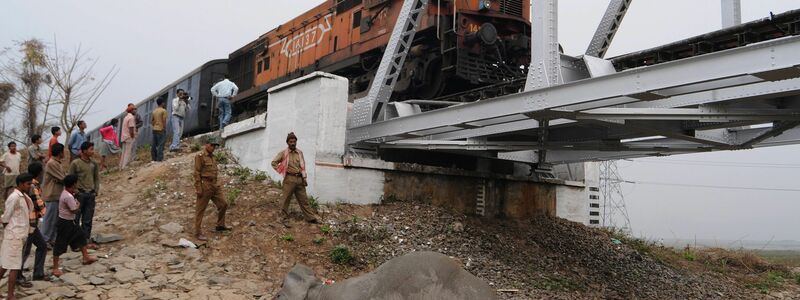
[
  {"left": 43, "top": 39, "right": 118, "bottom": 158},
  {"left": 0, "top": 39, "right": 51, "bottom": 140}
]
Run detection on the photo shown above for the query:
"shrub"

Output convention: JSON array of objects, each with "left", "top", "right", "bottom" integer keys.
[
  {"left": 254, "top": 171, "right": 268, "bottom": 181},
  {"left": 213, "top": 151, "right": 228, "bottom": 164},
  {"left": 330, "top": 245, "right": 353, "bottom": 264},
  {"left": 227, "top": 188, "right": 242, "bottom": 205},
  {"left": 281, "top": 234, "right": 294, "bottom": 242},
  {"left": 320, "top": 225, "right": 331, "bottom": 234},
  {"left": 313, "top": 237, "right": 326, "bottom": 245},
  {"left": 309, "top": 196, "right": 320, "bottom": 210}
]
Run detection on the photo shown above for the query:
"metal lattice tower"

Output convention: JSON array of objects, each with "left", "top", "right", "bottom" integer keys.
[{"left": 600, "top": 161, "right": 631, "bottom": 232}]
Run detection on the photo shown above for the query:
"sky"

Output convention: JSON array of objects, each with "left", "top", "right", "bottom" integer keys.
[{"left": 2, "top": 0, "right": 799, "bottom": 243}]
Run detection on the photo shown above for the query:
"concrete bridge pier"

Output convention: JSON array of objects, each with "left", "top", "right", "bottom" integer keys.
[{"left": 223, "top": 72, "right": 599, "bottom": 225}]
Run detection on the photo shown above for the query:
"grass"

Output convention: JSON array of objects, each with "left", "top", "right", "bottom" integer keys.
[
  {"left": 309, "top": 196, "right": 320, "bottom": 210},
  {"left": 253, "top": 171, "right": 268, "bottom": 181},
  {"left": 605, "top": 228, "right": 660, "bottom": 256},
  {"left": 313, "top": 237, "right": 326, "bottom": 245},
  {"left": 330, "top": 245, "right": 353, "bottom": 265},
  {"left": 320, "top": 225, "right": 331, "bottom": 235},
  {"left": 753, "top": 250, "right": 800, "bottom": 268},
  {"left": 748, "top": 270, "right": 790, "bottom": 294},
  {"left": 231, "top": 166, "right": 252, "bottom": 182},
  {"left": 213, "top": 151, "right": 229, "bottom": 164},
  {"left": 683, "top": 247, "right": 697, "bottom": 262},
  {"left": 227, "top": 188, "right": 242, "bottom": 206},
  {"left": 280, "top": 234, "right": 294, "bottom": 242}
]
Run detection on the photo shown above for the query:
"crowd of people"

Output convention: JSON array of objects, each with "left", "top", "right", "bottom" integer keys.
[
  {"left": 0, "top": 76, "right": 320, "bottom": 300},
  {"left": 0, "top": 139, "right": 100, "bottom": 299}
]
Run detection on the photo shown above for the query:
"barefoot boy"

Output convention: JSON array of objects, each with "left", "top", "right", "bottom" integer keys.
[{"left": 51, "top": 175, "right": 97, "bottom": 277}]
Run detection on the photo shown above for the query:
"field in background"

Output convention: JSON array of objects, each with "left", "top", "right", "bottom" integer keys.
[{"left": 755, "top": 250, "right": 800, "bottom": 268}]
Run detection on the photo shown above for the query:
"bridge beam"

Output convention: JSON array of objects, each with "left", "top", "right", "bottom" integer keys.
[{"left": 347, "top": 36, "right": 800, "bottom": 144}]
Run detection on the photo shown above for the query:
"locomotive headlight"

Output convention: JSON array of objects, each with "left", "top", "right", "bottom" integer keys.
[{"left": 479, "top": 0, "right": 491, "bottom": 11}]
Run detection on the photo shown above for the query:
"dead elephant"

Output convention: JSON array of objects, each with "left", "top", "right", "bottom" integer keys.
[{"left": 276, "top": 251, "right": 497, "bottom": 300}]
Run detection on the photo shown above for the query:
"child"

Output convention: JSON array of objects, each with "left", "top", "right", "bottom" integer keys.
[{"left": 51, "top": 175, "right": 97, "bottom": 277}]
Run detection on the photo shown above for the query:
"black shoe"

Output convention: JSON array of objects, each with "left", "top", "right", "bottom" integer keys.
[
  {"left": 215, "top": 226, "right": 232, "bottom": 232},
  {"left": 32, "top": 275, "right": 50, "bottom": 281}
]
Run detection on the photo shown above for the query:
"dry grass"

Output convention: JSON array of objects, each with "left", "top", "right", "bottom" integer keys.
[{"left": 691, "top": 247, "right": 775, "bottom": 273}]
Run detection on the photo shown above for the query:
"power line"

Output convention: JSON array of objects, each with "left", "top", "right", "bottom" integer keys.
[
  {"left": 622, "top": 180, "right": 800, "bottom": 192},
  {"left": 631, "top": 158, "right": 800, "bottom": 169}
]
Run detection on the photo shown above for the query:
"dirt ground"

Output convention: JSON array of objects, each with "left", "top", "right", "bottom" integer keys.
[{"left": 3, "top": 145, "right": 799, "bottom": 299}]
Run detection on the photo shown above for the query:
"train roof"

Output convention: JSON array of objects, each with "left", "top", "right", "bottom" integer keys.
[
  {"left": 88, "top": 59, "right": 227, "bottom": 134},
  {"left": 131, "top": 59, "right": 228, "bottom": 109}
]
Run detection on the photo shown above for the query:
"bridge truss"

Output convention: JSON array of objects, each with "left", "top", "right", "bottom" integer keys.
[{"left": 348, "top": 0, "right": 800, "bottom": 166}]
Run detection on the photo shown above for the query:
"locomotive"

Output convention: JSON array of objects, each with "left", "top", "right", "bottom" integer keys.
[
  {"left": 229, "top": 0, "right": 532, "bottom": 117},
  {"left": 89, "top": 0, "right": 532, "bottom": 143}
]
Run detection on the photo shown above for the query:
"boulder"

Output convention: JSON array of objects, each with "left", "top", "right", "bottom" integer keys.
[
  {"left": 159, "top": 222, "right": 184, "bottom": 234},
  {"left": 276, "top": 251, "right": 497, "bottom": 300},
  {"left": 93, "top": 233, "right": 125, "bottom": 244}
]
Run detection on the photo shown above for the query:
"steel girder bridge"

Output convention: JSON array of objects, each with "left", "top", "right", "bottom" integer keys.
[{"left": 347, "top": 0, "right": 800, "bottom": 169}]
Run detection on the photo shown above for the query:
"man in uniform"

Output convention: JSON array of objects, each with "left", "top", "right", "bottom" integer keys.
[
  {"left": 271, "top": 132, "right": 319, "bottom": 228},
  {"left": 192, "top": 136, "right": 230, "bottom": 241}
]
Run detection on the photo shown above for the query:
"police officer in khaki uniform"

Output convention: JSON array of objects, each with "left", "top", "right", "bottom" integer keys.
[{"left": 193, "top": 136, "right": 230, "bottom": 241}]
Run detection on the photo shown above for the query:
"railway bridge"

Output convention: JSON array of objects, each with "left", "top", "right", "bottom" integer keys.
[
  {"left": 224, "top": 0, "right": 800, "bottom": 224},
  {"left": 348, "top": 0, "right": 800, "bottom": 169}
]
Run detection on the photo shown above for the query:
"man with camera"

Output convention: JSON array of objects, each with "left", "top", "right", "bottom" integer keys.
[{"left": 170, "top": 89, "right": 191, "bottom": 152}]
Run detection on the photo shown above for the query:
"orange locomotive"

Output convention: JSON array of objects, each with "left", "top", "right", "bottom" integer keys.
[{"left": 230, "top": 0, "right": 531, "bottom": 113}]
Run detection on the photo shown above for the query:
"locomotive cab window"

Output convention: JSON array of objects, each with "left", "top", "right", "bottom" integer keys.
[{"left": 352, "top": 10, "right": 361, "bottom": 28}]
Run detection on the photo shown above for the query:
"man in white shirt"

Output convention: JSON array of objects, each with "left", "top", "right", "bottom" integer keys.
[
  {"left": 210, "top": 75, "right": 238, "bottom": 130},
  {"left": 0, "top": 173, "right": 34, "bottom": 299},
  {"left": 170, "top": 89, "right": 191, "bottom": 152},
  {"left": 1, "top": 142, "right": 22, "bottom": 200}
]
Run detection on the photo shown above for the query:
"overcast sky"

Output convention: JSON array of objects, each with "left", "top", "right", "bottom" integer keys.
[{"left": 2, "top": 1, "right": 799, "bottom": 243}]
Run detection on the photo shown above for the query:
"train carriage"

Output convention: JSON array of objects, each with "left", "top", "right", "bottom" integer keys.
[{"left": 88, "top": 60, "right": 227, "bottom": 149}]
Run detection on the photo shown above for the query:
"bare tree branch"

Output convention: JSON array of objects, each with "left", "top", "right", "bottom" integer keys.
[{"left": 43, "top": 38, "right": 117, "bottom": 159}]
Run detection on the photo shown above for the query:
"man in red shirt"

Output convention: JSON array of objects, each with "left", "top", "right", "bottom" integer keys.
[{"left": 46, "top": 127, "right": 61, "bottom": 162}]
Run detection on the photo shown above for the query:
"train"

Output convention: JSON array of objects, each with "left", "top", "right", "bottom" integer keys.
[
  {"left": 89, "top": 0, "right": 533, "bottom": 143},
  {"left": 87, "top": 60, "right": 227, "bottom": 147}
]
